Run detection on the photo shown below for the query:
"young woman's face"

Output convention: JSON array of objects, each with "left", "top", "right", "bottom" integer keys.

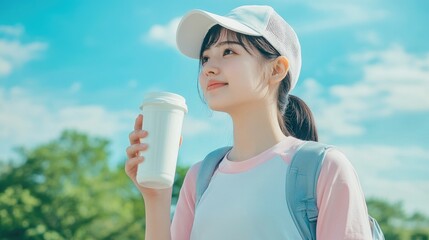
[{"left": 199, "top": 30, "right": 271, "bottom": 113}]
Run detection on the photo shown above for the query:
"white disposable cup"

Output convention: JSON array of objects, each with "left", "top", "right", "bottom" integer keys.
[{"left": 136, "top": 92, "right": 188, "bottom": 189}]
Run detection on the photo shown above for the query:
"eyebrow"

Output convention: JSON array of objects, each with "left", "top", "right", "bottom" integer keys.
[
  {"left": 214, "top": 41, "right": 241, "bottom": 48},
  {"left": 202, "top": 41, "right": 242, "bottom": 54}
]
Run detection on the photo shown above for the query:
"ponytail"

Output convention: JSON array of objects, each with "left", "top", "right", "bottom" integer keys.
[
  {"left": 282, "top": 95, "right": 318, "bottom": 141},
  {"left": 277, "top": 74, "right": 318, "bottom": 141}
]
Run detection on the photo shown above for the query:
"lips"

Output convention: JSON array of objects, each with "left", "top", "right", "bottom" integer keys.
[{"left": 207, "top": 80, "right": 228, "bottom": 91}]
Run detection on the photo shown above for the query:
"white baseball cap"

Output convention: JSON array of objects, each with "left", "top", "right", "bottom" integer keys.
[{"left": 176, "top": 5, "right": 302, "bottom": 91}]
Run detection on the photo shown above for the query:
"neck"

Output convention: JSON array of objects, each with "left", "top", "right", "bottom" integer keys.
[{"left": 227, "top": 101, "right": 288, "bottom": 162}]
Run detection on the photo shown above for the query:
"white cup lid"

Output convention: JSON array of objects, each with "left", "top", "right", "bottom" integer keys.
[{"left": 140, "top": 92, "right": 188, "bottom": 113}]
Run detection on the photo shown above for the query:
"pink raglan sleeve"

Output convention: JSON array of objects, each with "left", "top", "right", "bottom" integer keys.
[
  {"left": 170, "top": 161, "right": 201, "bottom": 240},
  {"left": 316, "top": 149, "right": 372, "bottom": 240}
]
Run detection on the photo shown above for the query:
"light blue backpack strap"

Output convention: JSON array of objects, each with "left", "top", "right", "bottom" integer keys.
[
  {"left": 285, "top": 141, "right": 331, "bottom": 240},
  {"left": 369, "top": 216, "right": 385, "bottom": 240},
  {"left": 195, "top": 146, "right": 232, "bottom": 207}
]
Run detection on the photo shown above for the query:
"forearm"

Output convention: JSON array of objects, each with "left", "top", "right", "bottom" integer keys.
[{"left": 144, "top": 191, "right": 173, "bottom": 240}]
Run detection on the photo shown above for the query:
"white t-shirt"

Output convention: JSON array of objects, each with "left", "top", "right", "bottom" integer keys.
[{"left": 171, "top": 136, "right": 372, "bottom": 240}]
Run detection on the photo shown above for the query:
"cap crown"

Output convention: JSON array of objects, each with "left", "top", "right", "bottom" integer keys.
[
  {"left": 226, "top": 6, "right": 272, "bottom": 34},
  {"left": 228, "top": 5, "right": 301, "bottom": 90}
]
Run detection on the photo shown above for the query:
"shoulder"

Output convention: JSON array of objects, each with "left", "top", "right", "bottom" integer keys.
[
  {"left": 311, "top": 143, "right": 364, "bottom": 197},
  {"left": 315, "top": 146, "right": 372, "bottom": 239},
  {"left": 317, "top": 145, "right": 365, "bottom": 201},
  {"left": 291, "top": 140, "right": 355, "bottom": 173},
  {"left": 322, "top": 147, "right": 358, "bottom": 177}
]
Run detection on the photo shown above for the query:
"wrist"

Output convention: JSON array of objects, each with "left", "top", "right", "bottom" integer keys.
[{"left": 141, "top": 187, "right": 173, "bottom": 201}]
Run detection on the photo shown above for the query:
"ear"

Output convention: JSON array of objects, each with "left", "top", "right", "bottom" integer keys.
[{"left": 269, "top": 56, "right": 289, "bottom": 85}]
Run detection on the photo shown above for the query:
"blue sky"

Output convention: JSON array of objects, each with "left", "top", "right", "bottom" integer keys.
[{"left": 1, "top": 0, "right": 428, "bottom": 215}]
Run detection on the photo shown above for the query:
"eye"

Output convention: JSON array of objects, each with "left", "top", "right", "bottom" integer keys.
[
  {"left": 201, "top": 56, "right": 209, "bottom": 65},
  {"left": 223, "top": 48, "right": 235, "bottom": 56}
]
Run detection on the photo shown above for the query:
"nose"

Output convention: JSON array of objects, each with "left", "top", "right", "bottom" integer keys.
[{"left": 202, "top": 62, "right": 220, "bottom": 77}]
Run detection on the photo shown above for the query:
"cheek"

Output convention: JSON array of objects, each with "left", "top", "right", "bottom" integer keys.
[
  {"left": 235, "top": 74, "right": 270, "bottom": 102},
  {"left": 198, "top": 72, "right": 206, "bottom": 88},
  {"left": 231, "top": 63, "right": 266, "bottom": 90}
]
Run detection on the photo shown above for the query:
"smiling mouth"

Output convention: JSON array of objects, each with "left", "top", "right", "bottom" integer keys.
[{"left": 207, "top": 83, "right": 228, "bottom": 91}]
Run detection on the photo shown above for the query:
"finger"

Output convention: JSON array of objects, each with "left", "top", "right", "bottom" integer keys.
[
  {"left": 134, "top": 114, "right": 143, "bottom": 131},
  {"left": 126, "top": 143, "right": 148, "bottom": 158},
  {"left": 126, "top": 143, "right": 148, "bottom": 159},
  {"left": 125, "top": 156, "right": 145, "bottom": 175},
  {"left": 129, "top": 130, "right": 148, "bottom": 145}
]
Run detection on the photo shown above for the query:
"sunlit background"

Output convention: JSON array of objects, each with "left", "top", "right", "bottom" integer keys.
[{"left": 1, "top": 0, "right": 428, "bottom": 221}]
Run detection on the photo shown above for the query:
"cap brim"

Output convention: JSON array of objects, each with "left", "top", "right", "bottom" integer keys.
[{"left": 176, "top": 10, "right": 261, "bottom": 59}]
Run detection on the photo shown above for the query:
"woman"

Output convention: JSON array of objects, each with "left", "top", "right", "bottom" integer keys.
[{"left": 126, "top": 5, "right": 373, "bottom": 240}]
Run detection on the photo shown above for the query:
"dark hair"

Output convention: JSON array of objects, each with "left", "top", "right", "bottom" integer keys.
[{"left": 199, "top": 25, "right": 318, "bottom": 142}]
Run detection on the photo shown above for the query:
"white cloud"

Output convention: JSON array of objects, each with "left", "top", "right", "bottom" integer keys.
[
  {"left": 0, "top": 58, "right": 12, "bottom": 75},
  {"left": 339, "top": 144, "right": 429, "bottom": 215},
  {"left": 182, "top": 108, "right": 233, "bottom": 137},
  {"left": 0, "top": 87, "right": 134, "bottom": 161},
  {"left": 299, "top": 3, "right": 388, "bottom": 33},
  {"left": 143, "top": 17, "right": 181, "bottom": 47},
  {"left": 0, "top": 25, "right": 48, "bottom": 77},
  {"left": 302, "top": 78, "right": 322, "bottom": 94},
  {"left": 302, "top": 44, "right": 429, "bottom": 136},
  {"left": 0, "top": 25, "right": 24, "bottom": 37},
  {"left": 349, "top": 44, "right": 429, "bottom": 111},
  {"left": 56, "top": 106, "right": 132, "bottom": 136},
  {"left": 300, "top": 79, "right": 365, "bottom": 137},
  {"left": 182, "top": 115, "right": 212, "bottom": 137}
]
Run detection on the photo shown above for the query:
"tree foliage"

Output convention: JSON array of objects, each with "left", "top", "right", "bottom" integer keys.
[
  {"left": 0, "top": 130, "right": 148, "bottom": 239},
  {"left": 367, "top": 198, "right": 429, "bottom": 239},
  {"left": 1, "top": 130, "right": 428, "bottom": 239}
]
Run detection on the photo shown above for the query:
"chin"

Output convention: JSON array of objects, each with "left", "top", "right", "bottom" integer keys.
[
  {"left": 205, "top": 92, "right": 249, "bottom": 113},
  {"left": 206, "top": 98, "right": 231, "bottom": 113},
  {"left": 208, "top": 103, "right": 227, "bottom": 112}
]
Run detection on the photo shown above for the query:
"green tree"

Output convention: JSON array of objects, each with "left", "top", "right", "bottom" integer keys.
[
  {"left": 6, "top": 130, "right": 428, "bottom": 239},
  {"left": 0, "top": 130, "right": 147, "bottom": 239},
  {"left": 367, "top": 198, "right": 429, "bottom": 239},
  {"left": 368, "top": 198, "right": 405, "bottom": 228}
]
